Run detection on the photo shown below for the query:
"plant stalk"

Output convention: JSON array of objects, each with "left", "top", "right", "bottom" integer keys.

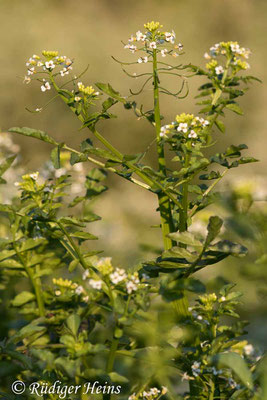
[{"left": 152, "top": 49, "right": 174, "bottom": 250}]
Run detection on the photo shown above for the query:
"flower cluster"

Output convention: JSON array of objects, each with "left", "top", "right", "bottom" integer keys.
[
  {"left": 24, "top": 50, "right": 73, "bottom": 88},
  {"left": 205, "top": 41, "right": 251, "bottom": 77},
  {"left": 160, "top": 113, "right": 209, "bottom": 142},
  {"left": 82, "top": 257, "right": 143, "bottom": 295},
  {"left": 129, "top": 386, "right": 167, "bottom": 400},
  {"left": 77, "top": 82, "right": 99, "bottom": 97},
  {"left": 124, "top": 21, "right": 183, "bottom": 62}
]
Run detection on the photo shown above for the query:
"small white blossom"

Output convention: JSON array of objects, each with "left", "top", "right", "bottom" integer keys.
[
  {"left": 211, "top": 367, "right": 222, "bottom": 376},
  {"left": 74, "top": 96, "right": 81, "bottom": 102},
  {"left": 41, "top": 81, "right": 51, "bottom": 92},
  {"left": 161, "top": 49, "right": 168, "bottom": 57},
  {"left": 75, "top": 285, "right": 84, "bottom": 295},
  {"left": 60, "top": 67, "right": 70, "bottom": 77},
  {"left": 204, "top": 52, "right": 211, "bottom": 60},
  {"left": 45, "top": 60, "right": 55, "bottom": 70},
  {"left": 110, "top": 268, "right": 127, "bottom": 285},
  {"left": 29, "top": 172, "right": 39, "bottom": 180},
  {"left": 35, "top": 108, "right": 42, "bottom": 112},
  {"left": 55, "top": 290, "right": 61, "bottom": 296},
  {"left": 188, "top": 130, "right": 198, "bottom": 139},
  {"left": 149, "top": 41, "right": 157, "bottom": 49},
  {"left": 27, "top": 67, "right": 35, "bottom": 75},
  {"left": 244, "top": 344, "right": 254, "bottom": 356},
  {"left": 136, "top": 30, "right": 146, "bottom": 41},
  {"left": 82, "top": 269, "right": 90, "bottom": 280},
  {"left": 215, "top": 65, "right": 224, "bottom": 75},
  {"left": 124, "top": 44, "right": 137, "bottom": 53},
  {"left": 88, "top": 279, "right": 102, "bottom": 290},
  {"left": 138, "top": 56, "right": 148, "bottom": 63},
  {"left": 177, "top": 122, "right": 188, "bottom": 133},
  {"left": 191, "top": 361, "right": 201, "bottom": 377},
  {"left": 165, "top": 31, "right": 176, "bottom": 44}
]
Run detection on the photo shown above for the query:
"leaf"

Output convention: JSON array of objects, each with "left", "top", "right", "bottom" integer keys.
[
  {"left": 205, "top": 216, "right": 223, "bottom": 246},
  {"left": 19, "top": 238, "right": 45, "bottom": 252},
  {"left": 213, "top": 352, "right": 253, "bottom": 389},
  {"left": 8, "top": 127, "right": 58, "bottom": 145},
  {"left": 108, "top": 372, "right": 129, "bottom": 383},
  {"left": 95, "top": 83, "right": 126, "bottom": 103},
  {"left": 102, "top": 97, "right": 118, "bottom": 112},
  {"left": 70, "top": 231, "right": 98, "bottom": 240},
  {"left": 51, "top": 146, "right": 61, "bottom": 169},
  {"left": 0, "top": 156, "right": 16, "bottom": 177},
  {"left": 199, "top": 171, "right": 221, "bottom": 180},
  {"left": 66, "top": 314, "right": 81, "bottom": 336},
  {"left": 12, "top": 291, "right": 35, "bottom": 307},
  {"left": 215, "top": 120, "right": 225, "bottom": 133},
  {"left": 168, "top": 232, "right": 203, "bottom": 247},
  {"left": 226, "top": 103, "right": 244, "bottom": 115},
  {"left": 0, "top": 259, "right": 23, "bottom": 269}
]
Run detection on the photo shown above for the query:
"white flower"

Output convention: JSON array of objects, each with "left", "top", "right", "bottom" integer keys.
[
  {"left": 82, "top": 269, "right": 90, "bottom": 280},
  {"left": 165, "top": 31, "right": 176, "bottom": 44},
  {"left": 191, "top": 361, "right": 201, "bottom": 377},
  {"left": 55, "top": 290, "right": 61, "bottom": 296},
  {"left": 177, "top": 122, "right": 188, "bottom": 133},
  {"left": 204, "top": 52, "right": 211, "bottom": 60},
  {"left": 75, "top": 285, "right": 84, "bottom": 295},
  {"left": 128, "top": 394, "right": 136, "bottom": 400},
  {"left": 149, "top": 41, "right": 157, "bottom": 49},
  {"left": 161, "top": 49, "right": 168, "bottom": 57},
  {"left": 30, "top": 172, "right": 39, "bottom": 180},
  {"left": 244, "top": 344, "right": 254, "bottom": 356},
  {"left": 136, "top": 30, "right": 146, "bottom": 41},
  {"left": 74, "top": 96, "right": 81, "bottom": 102},
  {"left": 60, "top": 67, "right": 70, "bottom": 77},
  {"left": 176, "top": 43, "right": 183, "bottom": 51},
  {"left": 35, "top": 108, "right": 42, "bottom": 112},
  {"left": 230, "top": 43, "right": 240, "bottom": 53},
  {"left": 88, "top": 279, "right": 102, "bottom": 290},
  {"left": 110, "top": 268, "right": 127, "bottom": 285},
  {"left": 126, "top": 280, "right": 137, "bottom": 294},
  {"left": 37, "top": 61, "right": 44, "bottom": 67},
  {"left": 220, "top": 296, "right": 226, "bottom": 302},
  {"left": 138, "top": 56, "right": 148, "bottom": 63},
  {"left": 83, "top": 295, "right": 89, "bottom": 303},
  {"left": 124, "top": 44, "right": 137, "bottom": 53},
  {"left": 41, "top": 81, "right": 51, "bottom": 92},
  {"left": 27, "top": 67, "right": 35, "bottom": 75},
  {"left": 188, "top": 130, "right": 197, "bottom": 139},
  {"left": 215, "top": 65, "right": 224, "bottom": 75},
  {"left": 45, "top": 60, "right": 55, "bottom": 70},
  {"left": 211, "top": 367, "right": 222, "bottom": 375}
]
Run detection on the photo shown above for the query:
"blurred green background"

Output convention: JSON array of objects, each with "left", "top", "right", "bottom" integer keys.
[{"left": 0, "top": 0, "right": 266, "bottom": 346}]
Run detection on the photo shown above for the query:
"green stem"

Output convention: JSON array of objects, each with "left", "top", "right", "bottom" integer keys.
[
  {"left": 13, "top": 239, "right": 45, "bottom": 317},
  {"left": 106, "top": 337, "right": 119, "bottom": 373},
  {"left": 179, "top": 153, "right": 190, "bottom": 233},
  {"left": 57, "top": 220, "right": 88, "bottom": 270},
  {"left": 152, "top": 49, "right": 174, "bottom": 251}
]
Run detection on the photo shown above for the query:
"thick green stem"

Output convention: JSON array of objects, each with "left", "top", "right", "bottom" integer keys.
[
  {"left": 13, "top": 241, "right": 45, "bottom": 317},
  {"left": 152, "top": 49, "right": 174, "bottom": 251},
  {"left": 179, "top": 153, "right": 190, "bottom": 233}
]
